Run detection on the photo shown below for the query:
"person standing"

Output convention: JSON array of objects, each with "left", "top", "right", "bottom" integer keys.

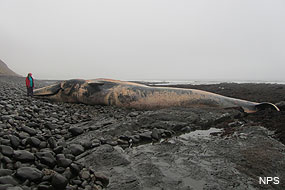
[{"left": 26, "top": 73, "right": 34, "bottom": 96}]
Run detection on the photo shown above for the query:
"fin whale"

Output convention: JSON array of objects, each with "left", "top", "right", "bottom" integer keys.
[{"left": 33, "top": 78, "right": 280, "bottom": 113}]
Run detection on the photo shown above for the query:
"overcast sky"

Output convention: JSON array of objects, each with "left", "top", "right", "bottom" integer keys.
[{"left": 0, "top": 0, "right": 284, "bottom": 81}]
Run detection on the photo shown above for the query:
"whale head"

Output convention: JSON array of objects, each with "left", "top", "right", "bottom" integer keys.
[{"left": 33, "top": 79, "right": 106, "bottom": 104}]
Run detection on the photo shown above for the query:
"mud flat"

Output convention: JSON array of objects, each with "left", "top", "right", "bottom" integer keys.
[{"left": 0, "top": 76, "right": 285, "bottom": 190}]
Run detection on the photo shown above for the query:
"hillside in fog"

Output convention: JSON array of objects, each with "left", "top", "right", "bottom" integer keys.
[{"left": 0, "top": 59, "right": 21, "bottom": 76}]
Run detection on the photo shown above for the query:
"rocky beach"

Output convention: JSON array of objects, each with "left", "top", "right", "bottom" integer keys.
[{"left": 1, "top": 75, "right": 285, "bottom": 190}]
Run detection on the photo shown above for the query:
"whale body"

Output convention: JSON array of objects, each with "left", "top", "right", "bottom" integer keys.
[{"left": 33, "top": 78, "right": 280, "bottom": 113}]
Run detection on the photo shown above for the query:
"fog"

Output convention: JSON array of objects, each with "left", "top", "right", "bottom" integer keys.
[{"left": 0, "top": 0, "right": 284, "bottom": 81}]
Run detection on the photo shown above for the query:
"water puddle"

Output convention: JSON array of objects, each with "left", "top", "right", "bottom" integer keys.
[{"left": 180, "top": 128, "right": 223, "bottom": 140}]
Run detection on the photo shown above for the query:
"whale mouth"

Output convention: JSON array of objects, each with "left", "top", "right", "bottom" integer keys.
[{"left": 34, "top": 83, "right": 62, "bottom": 96}]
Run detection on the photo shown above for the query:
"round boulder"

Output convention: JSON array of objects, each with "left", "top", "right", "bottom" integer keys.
[{"left": 16, "top": 167, "right": 43, "bottom": 181}]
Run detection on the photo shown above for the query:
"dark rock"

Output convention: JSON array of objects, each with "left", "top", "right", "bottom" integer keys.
[
  {"left": 69, "top": 144, "right": 84, "bottom": 156},
  {"left": 2, "top": 156, "right": 13, "bottom": 163},
  {"left": 51, "top": 173, "right": 68, "bottom": 189},
  {"left": 71, "top": 179, "right": 81, "bottom": 185},
  {"left": 1, "top": 115, "right": 12, "bottom": 121},
  {"left": 69, "top": 127, "right": 83, "bottom": 136},
  {"left": 62, "top": 168, "right": 72, "bottom": 180},
  {"left": 47, "top": 137, "right": 57, "bottom": 148},
  {"left": 39, "top": 142, "right": 48, "bottom": 149},
  {"left": 106, "top": 140, "right": 118, "bottom": 146},
  {"left": 181, "top": 126, "right": 192, "bottom": 133},
  {"left": 9, "top": 135, "right": 20, "bottom": 148},
  {"left": 36, "top": 151, "right": 55, "bottom": 160},
  {"left": 57, "top": 158, "right": 72, "bottom": 168},
  {"left": 0, "top": 138, "right": 10, "bottom": 146},
  {"left": 8, "top": 119, "right": 15, "bottom": 126},
  {"left": 94, "top": 172, "right": 109, "bottom": 187},
  {"left": 81, "top": 141, "right": 92, "bottom": 150},
  {"left": 44, "top": 123, "right": 56, "bottom": 130},
  {"left": 39, "top": 156, "right": 57, "bottom": 168},
  {"left": 0, "top": 176, "right": 19, "bottom": 185},
  {"left": 0, "top": 169, "right": 13, "bottom": 177},
  {"left": 27, "top": 122, "right": 40, "bottom": 128},
  {"left": 70, "top": 163, "right": 81, "bottom": 175},
  {"left": 139, "top": 131, "right": 152, "bottom": 141},
  {"left": 18, "top": 132, "right": 30, "bottom": 139},
  {"left": 16, "top": 167, "right": 43, "bottom": 181},
  {"left": 6, "top": 187, "right": 23, "bottom": 190},
  {"left": 21, "top": 126, "right": 37, "bottom": 136},
  {"left": 27, "top": 137, "right": 41, "bottom": 147},
  {"left": 53, "top": 166, "right": 65, "bottom": 174},
  {"left": 37, "top": 184, "right": 54, "bottom": 190},
  {"left": 14, "top": 116, "right": 26, "bottom": 121},
  {"left": 14, "top": 150, "right": 35, "bottom": 162},
  {"left": 65, "top": 154, "right": 75, "bottom": 161},
  {"left": 0, "top": 184, "right": 13, "bottom": 190},
  {"left": 80, "top": 170, "right": 90, "bottom": 180},
  {"left": 151, "top": 128, "right": 160, "bottom": 140},
  {"left": 129, "top": 112, "right": 139, "bottom": 117},
  {"left": 53, "top": 146, "right": 63, "bottom": 154},
  {"left": 0, "top": 145, "right": 14, "bottom": 157}
]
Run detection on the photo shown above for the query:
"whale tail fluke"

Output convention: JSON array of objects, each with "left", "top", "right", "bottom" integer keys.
[
  {"left": 255, "top": 102, "right": 280, "bottom": 112},
  {"left": 241, "top": 102, "right": 280, "bottom": 113}
]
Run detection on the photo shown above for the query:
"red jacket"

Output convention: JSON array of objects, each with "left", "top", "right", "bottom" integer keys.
[{"left": 26, "top": 76, "right": 34, "bottom": 88}]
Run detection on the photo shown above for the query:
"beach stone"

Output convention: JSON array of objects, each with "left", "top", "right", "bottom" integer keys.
[
  {"left": 37, "top": 184, "right": 53, "bottom": 190},
  {"left": 0, "top": 169, "right": 13, "bottom": 177},
  {"left": 0, "top": 138, "right": 10, "bottom": 146},
  {"left": 21, "top": 126, "right": 37, "bottom": 136},
  {"left": 9, "top": 135, "right": 20, "bottom": 148},
  {"left": 2, "top": 156, "right": 13, "bottom": 163},
  {"left": 69, "top": 144, "right": 84, "bottom": 156},
  {"left": 69, "top": 127, "right": 83, "bottom": 136},
  {"left": 94, "top": 172, "right": 109, "bottom": 187},
  {"left": 1, "top": 115, "right": 12, "bottom": 121},
  {"left": 39, "top": 142, "right": 48, "bottom": 149},
  {"left": 53, "top": 146, "right": 63, "bottom": 154},
  {"left": 40, "top": 156, "right": 57, "bottom": 168},
  {"left": 44, "top": 123, "right": 57, "bottom": 130},
  {"left": 14, "top": 150, "right": 35, "bottom": 161},
  {"left": 0, "top": 145, "right": 14, "bottom": 157},
  {"left": 70, "top": 163, "right": 81, "bottom": 175},
  {"left": 81, "top": 141, "right": 92, "bottom": 150},
  {"left": 36, "top": 151, "right": 55, "bottom": 160},
  {"left": 16, "top": 167, "right": 43, "bottom": 181},
  {"left": 18, "top": 132, "right": 30, "bottom": 139},
  {"left": 80, "top": 170, "right": 90, "bottom": 180},
  {"left": 27, "top": 122, "right": 40, "bottom": 128},
  {"left": 62, "top": 168, "right": 72, "bottom": 180},
  {"left": 27, "top": 137, "right": 41, "bottom": 147},
  {"left": 0, "top": 184, "right": 13, "bottom": 190},
  {"left": 7, "top": 187, "right": 23, "bottom": 190},
  {"left": 151, "top": 128, "right": 160, "bottom": 140},
  {"left": 14, "top": 116, "right": 25, "bottom": 121},
  {"left": 57, "top": 158, "right": 72, "bottom": 168},
  {"left": 47, "top": 137, "right": 57, "bottom": 148},
  {"left": 0, "top": 176, "right": 19, "bottom": 185},
  {"left": 139, "top": 131, "right": 152, "bottom": 141},
  {"left": 51, "top": 173, "right": 68, "bottom": 189}
]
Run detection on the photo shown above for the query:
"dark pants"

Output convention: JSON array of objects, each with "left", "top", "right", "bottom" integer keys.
[{"left": 27, "top": 87, "right": 33, "bottom": 96}]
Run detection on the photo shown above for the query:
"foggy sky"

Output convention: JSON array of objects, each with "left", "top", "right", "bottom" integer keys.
[{"left": 0, "top": 0, "right": 285, "bottom": 81}]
